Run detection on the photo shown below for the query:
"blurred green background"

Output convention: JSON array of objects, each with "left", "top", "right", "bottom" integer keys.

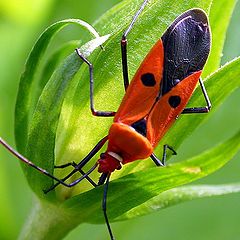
[{"left": 0, "top": 0, "right": 240, "bottom": 239}]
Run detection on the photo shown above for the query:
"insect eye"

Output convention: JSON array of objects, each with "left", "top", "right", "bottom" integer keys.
[
  {"left": 172, "top": 79, "right": 180, "bottom": 86},
  {"left": 168, "top": 95, "right": 181, "bottom": 108}
]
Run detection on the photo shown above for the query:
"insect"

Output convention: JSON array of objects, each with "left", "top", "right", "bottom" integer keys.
[{"left": 0, "top": 0, "right": 211, "bottom": 239}]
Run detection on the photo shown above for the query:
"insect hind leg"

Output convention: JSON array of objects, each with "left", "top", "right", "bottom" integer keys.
[
  {"left": 150, "top": 144, "right": 177, "bottom": 166},
  {"left": 182, "top": 78, "right": 211, "bottom": 114}
]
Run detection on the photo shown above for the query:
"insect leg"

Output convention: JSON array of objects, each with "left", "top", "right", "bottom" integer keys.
[
  {"left": 54, "top": 162, "right": 77, "bottom": 168},
  {"left": 150, "top": 144, "right": 177, "bottom": 166},
  {"left": 182, "top": 78, "right": 211, "bottom": 114},
  {"left": 75, "top": 48, "right": 116, "bottom": 117},
  {"left": 54, "top": 163, "right": 98, "bottom": 188},
  {"left": 43, "top": 163, "right": 99, "bottom": 194},
  {"left": 44, "top": 136, "right": 108, "bottom": 193},
  {"left": 61, "top": 163, "right": 99, "bottom": 188},
  {"left": 53, "top": 162, "right": 98, "bottom": 187},
  {"left": 102, "top": 173, "right": 115, "bottom": 240},
  {"left": 53, "top": 162, "right": 110, "bottom": 189},
  {"left": 121, "top": 0, "right": 149, "bottom": 90}
]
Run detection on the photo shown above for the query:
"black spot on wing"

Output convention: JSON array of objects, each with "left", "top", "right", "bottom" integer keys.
[
  {"left": 161, "top": 9, "right": 211, "bottom": 95},
  {"left": 141, "top": 73, "right": 156, "bottom": 87},
  {"left": 168, "top": 95, "right": 181, "bottom": 108}
]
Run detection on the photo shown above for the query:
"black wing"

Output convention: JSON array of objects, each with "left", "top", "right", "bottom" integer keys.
[{"left": 161, "top": 9, "right": 211, "bottom": 95}]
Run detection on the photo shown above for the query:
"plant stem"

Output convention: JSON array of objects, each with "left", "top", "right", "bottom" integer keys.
[{"left": 18, "top": 197, "right": 80, "bottom": 240}]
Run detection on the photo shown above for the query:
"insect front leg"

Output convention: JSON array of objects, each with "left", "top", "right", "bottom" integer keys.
[
  {"left": 43, "top": 163, "right": 100, "bottom": 194},
  {"left": 182, "top": 78, "right": 211, "bottom": 114},
  {"left": 44, "top": 136, "right": 108, "bottom": 193},
  {"left": 54, "top": 161, "right": 78, "bottom": 169},
  {"left": 75, "top": 49, "right": 116, "bottom": 117},
  {"left": 53, "top": 162, "right": 98, "bottom": 189},
  {"left": 150, "top": 144, "right": 177, "bottom": 166},
  {"left": 121, "top": 0, "right": 149, "bottom": 90}
]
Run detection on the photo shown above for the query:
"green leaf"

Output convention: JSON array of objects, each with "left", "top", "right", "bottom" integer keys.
[
  {"left": 203, "top": 0, "right": 237, "bottom": 77},
  {"left": 117, "top": 183, "right": 240, "bottom": 221},
  {"left": 24, "top": 35, "right": 109, "bottom": 200},
  {"left": 39, "top": 40, "right": 81, "bottom": 92},
  {"left": 15, "top": 19, "right": 102, "bottom": 154},
  {"left": 63, "top": 130, "right": 240, "bottom": 223}
]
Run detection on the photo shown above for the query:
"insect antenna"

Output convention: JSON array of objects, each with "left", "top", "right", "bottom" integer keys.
[
  {"left": 0, "top": 137, "right": 99, "bottom": 192},
  {"left": 102, "top": 173, "right": 115, "bottom": 240},
  {"left": 0, "top": 137, "right": 68, "bottom": 186}
]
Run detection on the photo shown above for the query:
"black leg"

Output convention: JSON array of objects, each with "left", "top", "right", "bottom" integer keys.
[
  {"left": 150, "top": 144, "right": 177, "bottom": 166},
  {"left": 54, "top": 162, "right": 98, "bottom": 188},
  {"left": 63, "top": 163, "right": 99, "bottom": 187},
  {"left": 102, "top": 173, "right": 115, "bottom": 240},
  {"left": 121, "top": 0, "right": 149, "bottom": 90},
  {"left": 54, "top": 162, "right": 77, "bottom": 168},
  {"left": 44, "top": 136, "right": 108, "bottom": 193},
  {"left": 43, "top": 163, "right": 99, "bottom": 194},
  {"left": 75, "top": 49, "right": 116, "bottom": 117},
  {"left": 182, "top": 78, "right": 211, "bottom": 114}
]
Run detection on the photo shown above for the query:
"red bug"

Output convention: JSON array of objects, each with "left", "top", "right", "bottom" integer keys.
[{"left": 0, "top": 1, "right": 211, "bottom": 239}]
